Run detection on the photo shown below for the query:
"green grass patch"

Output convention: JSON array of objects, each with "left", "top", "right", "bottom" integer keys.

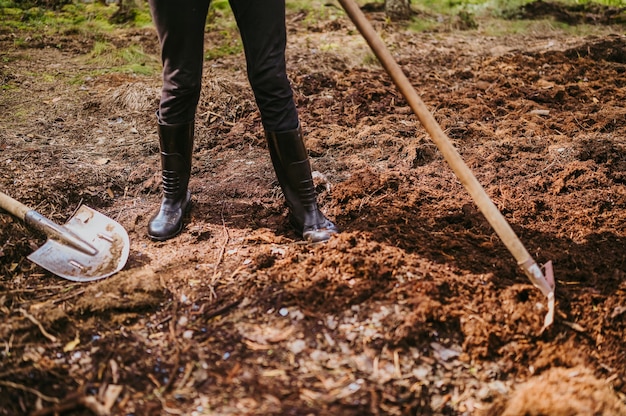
[
  {"left": 206, "top": 0, "right": 235, "bottom": 28},
  {"left": 590, "top": 0, "right": 626, "bottom": 5},
  {"left": 204, "top": 1, "right": 244, "bottom": 60},
  {"left": 287, "top": 0, "right": 346, "bottom": 23},
  {"left": 204, "top": 30, "right": 243, "bottom": 60},
  {"left": 85, "top": 41, "right": 159, "bottom": 75},
  {"left": 0, "top": 1, "right": 153, "bottom": 39},
  {"left": 369, "top": 0, "right": 626, "bottom": 35},
  {"left": 1, "top": 3, "right": 114, "bottom": 33}
]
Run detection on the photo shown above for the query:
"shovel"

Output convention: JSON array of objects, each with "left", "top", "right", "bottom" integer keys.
[
  {"left": 0, "top": 191, "right": 130, "bottom": 282},
  {"left": 338, "top": 0, "right": 555, "bottom": 329}
]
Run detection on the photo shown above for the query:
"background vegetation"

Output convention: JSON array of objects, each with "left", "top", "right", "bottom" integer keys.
[{"left": 1, "top": 0, "right": 624, "bottom": 80}]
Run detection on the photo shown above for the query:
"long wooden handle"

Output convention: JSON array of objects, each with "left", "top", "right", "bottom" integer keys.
[
  {"left": 338, "top": 0, "right": 554, "bottom": 298},
  {"left": 0, "top": 191, "right": 98, "bottom": 255},
  {"left": 0, "top": 191, "right": 31, "bottom": 221}
]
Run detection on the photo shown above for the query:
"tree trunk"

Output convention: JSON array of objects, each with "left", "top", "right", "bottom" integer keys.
[{"left": 385, "top": 0, "right": 412, "bottom": 21}]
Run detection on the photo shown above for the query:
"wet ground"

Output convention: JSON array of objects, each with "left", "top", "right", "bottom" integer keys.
[{"left": 1, "top": 2, "right": 625, "bottom": 415}]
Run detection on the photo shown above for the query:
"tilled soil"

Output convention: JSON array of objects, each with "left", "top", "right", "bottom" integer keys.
[{"left": 1, "top": 3, "right": 625, "bottom": 416}]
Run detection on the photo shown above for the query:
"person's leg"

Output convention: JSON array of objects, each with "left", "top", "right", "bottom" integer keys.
[
  {"left": 228, "top": 0, "right": 297, "bottom": 132},
  {"left": 230, "top": 0, "right": 338, "bottom": 242},
  {"left": 149, "top": 0, "right": 210, "bottom": 125},
  {"left": 147, "top": 0, "right": 210, "bottom": 241}
]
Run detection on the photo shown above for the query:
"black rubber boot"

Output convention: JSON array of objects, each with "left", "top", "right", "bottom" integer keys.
[
  {"left": 266, "top": 127, "right": 338, "bottom": 243},
  {"left": 148, "top": 120, "right": 194, "bottom": 241}
]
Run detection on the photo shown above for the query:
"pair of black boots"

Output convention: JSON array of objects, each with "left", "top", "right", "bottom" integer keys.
[{"left": 147, "top": 121, "right": 338, "bottom": 243}]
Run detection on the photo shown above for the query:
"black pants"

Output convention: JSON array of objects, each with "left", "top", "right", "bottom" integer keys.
[{"left": 148, "top": 0, "right": 299, "bottom": 132}]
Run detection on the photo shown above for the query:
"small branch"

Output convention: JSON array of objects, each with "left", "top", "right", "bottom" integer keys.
[
  {"left": 0, "top": 380, "right": 60, "bottom": 404},
  {"left": 30, "top": 392, "right": 110, "bottom": 416},
  {"left": 4, "top": 285, "right": 73, "bottom": 294},
  {"left": 200, "top": 110, "right": 235, "bottom": 126},
  {"left": 204, "top": 299, "right": 242, "bottom": 320},
  {"left": 212, "top": 204, "right": 230, "bottom": 282},
  {"left": 52, "top": 288, "right": 86, "bottom": 304},
  {"left": 18, "top": 308, "right": 58, "bottom": 343},
  {"left": 209, "top": 203, "right": 230, "bottom": 301}
]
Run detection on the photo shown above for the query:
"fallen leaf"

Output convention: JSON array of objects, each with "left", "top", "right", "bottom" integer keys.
[{"left": 63, "top": 332, "right": 81, "bottom": 352}]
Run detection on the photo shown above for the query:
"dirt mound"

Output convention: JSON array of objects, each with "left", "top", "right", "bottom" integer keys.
[
  {"left": 486, "top": 366, "right": 626, "bottom": 416},
  {"left": 518, "top": 0, "right": 626, "bottom": 25}
]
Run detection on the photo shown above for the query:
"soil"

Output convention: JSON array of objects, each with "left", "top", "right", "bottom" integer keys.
[{"left": 1, "top": 2, "right": 626, "bottom": 415}]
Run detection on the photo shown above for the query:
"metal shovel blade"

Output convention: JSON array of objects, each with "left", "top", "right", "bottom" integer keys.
[{"left": 27, "top": 205, "right": 130, "bottom": 282}]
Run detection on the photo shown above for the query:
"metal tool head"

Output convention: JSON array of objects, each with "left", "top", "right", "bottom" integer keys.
[{"left": 27, "top": 205, "right": 130, "bottom": 282}]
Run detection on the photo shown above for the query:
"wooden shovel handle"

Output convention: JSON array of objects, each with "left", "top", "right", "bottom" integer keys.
[
  {"left": 338, "top": 0, "right": 553, "bottom": 297},
  {"left": 0, "top": 190, "right": 98, "bottom": 255},
  {"left": 0, "top": 191, "right": 31, "bottom": 221}
]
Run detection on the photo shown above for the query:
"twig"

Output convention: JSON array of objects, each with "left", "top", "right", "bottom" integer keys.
[
  {"left": 161, "top": 298, "right": 181, "bottom": 395},
  {"left": 212, "top": 204, "right": 230, "bottom": 282},
  {"left": 161, "top": 349, "right": 180, "bottom": 395},
  {"left": 30, "top": 392, "right": 110, "bottom": 416},
  {"left": 156, "top": 315, "right": 172, "bottom": 327},
  {"left": 209, "top": 203, "right": 230, "bottom": 300},
  {"left": 68, "top": 198, "right": 84, "bottom": 219},
  {"left": 3, "top": 334, "right": 13, "bottom": 357},
  {"left": 169, "top": 298, "right": 178, "bottom": 340},
  {"left": 204, "top": 299, "right": 242, "bottom": 320},
  {"left": 229, "top": 264, "right": 246, "bottom": 280},
  {"left": 153, "top": 390, "right": 185, "bottom": 415},
  {"left": 528, "top": 155, "right": 561, "bottom": 178},
  {"left": 201, "top": 110, "right": 235, "bottom": 126},
  {"left": 562, "top": 320, "right": 586, "bottom": 333},
  {"left": 0, "top": 380, "right": 60, "bottom": 403},
  {"left": 174, "top": 362, "right": 194, "bottom": 393},
  {"left": 18, "top": 308, "right": 58, "bottom": 343},
  {"left": 4, "top": 285, "right": 72, "bottom": 294},
  {"left": 52, "top": 288, "right": 86, "bottom": 304}
]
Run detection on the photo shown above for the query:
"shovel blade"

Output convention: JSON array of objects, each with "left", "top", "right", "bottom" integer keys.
[{"left": 27, "top": 205, "right": 130, "bottom": 282}]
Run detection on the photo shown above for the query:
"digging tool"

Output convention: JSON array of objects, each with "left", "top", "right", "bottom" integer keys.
[
  {"left": 0, "top": 191, "right": 130, "bottom": 282},
  {"left": 338, "top": 0, "right": 555, "bottom": 328}
]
